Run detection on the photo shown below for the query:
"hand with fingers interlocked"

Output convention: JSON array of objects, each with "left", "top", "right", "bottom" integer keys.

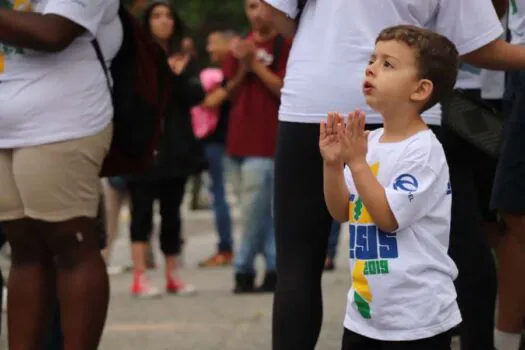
[
  {"left": 338, "top": 108, "right": 370, "bottom": 167},
  {"left": 319, "top": 112, "right": 345, "bottom": 167}
]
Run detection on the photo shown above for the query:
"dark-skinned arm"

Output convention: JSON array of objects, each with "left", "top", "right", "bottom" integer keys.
[
  {"left": 0, "top": 10, "right": 85, "bottom": 52},
  {"left": 462, "top": 39, "right": 525, "bottom": 70}
]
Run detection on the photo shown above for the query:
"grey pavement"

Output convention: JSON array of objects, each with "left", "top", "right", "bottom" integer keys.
[{"left": 0, "top": 186, "right": 461, "bottom": 349}]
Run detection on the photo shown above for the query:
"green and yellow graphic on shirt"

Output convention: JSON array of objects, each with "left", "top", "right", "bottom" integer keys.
[
  {"left": 0, "top": 0, "right": 33, "bottom": 73},
  {"left": 349, "top": 162, "right": 399, "bottom": 319},
  {"left": 511, "top": 0, "right": 519, "bottom": 14}
]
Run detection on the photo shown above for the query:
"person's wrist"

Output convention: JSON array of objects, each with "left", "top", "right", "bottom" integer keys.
[
  {"left": 323, "top": 159, "right": 343, "bottom": 169},
  {"left": 348, "top": 158, "right": 368, "bottom": 172}
]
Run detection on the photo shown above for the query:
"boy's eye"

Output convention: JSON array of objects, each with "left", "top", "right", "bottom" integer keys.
[
  {"left": 383, "top": 61, "right": 394, "bottom": 68},
  {"left": 368, "top": 59, "right": 375, "bottom": 65}
]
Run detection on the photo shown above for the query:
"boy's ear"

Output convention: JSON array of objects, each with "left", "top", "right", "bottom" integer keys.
[{"left": 410, "top": 79, "right": 433, "bottom": 103}]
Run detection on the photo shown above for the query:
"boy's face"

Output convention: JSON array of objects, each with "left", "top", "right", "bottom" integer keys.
[
  {"left": 363, "top": 40, "right": 432, "bottom": 113},
  {"left": 206, "top": 32, "right": 231, "bottom": 64},
  {"left": 245, "top": 0, "right": 269, "bottom": 31}
]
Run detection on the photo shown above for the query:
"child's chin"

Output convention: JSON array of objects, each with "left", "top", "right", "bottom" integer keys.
[{"left": 364, "top": 97, "right": 379, "bottom": 112}]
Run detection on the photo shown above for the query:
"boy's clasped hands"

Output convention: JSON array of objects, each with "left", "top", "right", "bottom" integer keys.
[{"left": 319, "top": 109, "right": 370, "bottom": 168}]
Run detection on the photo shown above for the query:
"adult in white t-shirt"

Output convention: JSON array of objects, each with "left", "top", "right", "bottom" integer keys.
[
  {"left": 0, "top": 0, "right": 122, "bottom": 348},
  {"left": 259, "top": 0, "right": 525, "bottom": 349}
]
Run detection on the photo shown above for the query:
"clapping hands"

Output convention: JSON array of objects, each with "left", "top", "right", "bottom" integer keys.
[
  {"left": 319, "top": 109, "right": 369, "bottom": 167},
  {"left": 231, "top": 38, "right": 256, "bottom": 68}
]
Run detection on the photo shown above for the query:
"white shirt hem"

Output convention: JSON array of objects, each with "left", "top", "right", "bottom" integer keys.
[
  {"left": 343, "top": 311, "right": 462, "bottom": 341},
  {"left": 278, "top": 113, "right": 442, "bottom": 126},
  {"left": 0, "top": 121, "right": 111, "bottom": 149}
]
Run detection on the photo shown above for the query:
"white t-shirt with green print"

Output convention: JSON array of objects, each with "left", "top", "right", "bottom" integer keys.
[
  {"left": 343, "top": 128, "right": 461, "bottom": 341},
  {"left": 509, "top": 0, "right": 525, "bottom": 45},
  {"left": 0, "top": 0, "right": 122, "bottom": 148}
]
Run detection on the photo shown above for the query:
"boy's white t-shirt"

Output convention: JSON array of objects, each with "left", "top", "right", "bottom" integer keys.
[
  {"left": 0, "top": 0, "right": 123, "bottom": 148},
  {"left": 343, "top": 129, "right": 461, "bottom": 341},
  {"left": 509, "top": 0, "right": 525, "bottom": 45},
  {"left": 264, "top": 0, "right": 503, "bottom": 125}
]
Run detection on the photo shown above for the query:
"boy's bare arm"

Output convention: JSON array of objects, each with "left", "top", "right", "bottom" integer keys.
[
  {"left": 348, "top": 161, "right": 398, "bottom": 232},
  {"left": 323, "top": 164, "right": 349, "bottom": 223},
  {"left": 259, "top": 1, "right": 297, "bottom": 39}
]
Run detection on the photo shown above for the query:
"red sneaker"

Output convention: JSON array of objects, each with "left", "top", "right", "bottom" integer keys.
[
  {"left": 166, "top": 276, "right": 197, "bottom": 296},
  {"left": 131, "top": 272, "right": 161, "bottom": 298}
]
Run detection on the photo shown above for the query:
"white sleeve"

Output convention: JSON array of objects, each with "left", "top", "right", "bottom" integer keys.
[
  {"left": 385, "top": 161, "right": 443, "bottom": 231},
  {"left": 43, "top": 0, "right": 107, "bottom": 37},
  {"left": 434, "top": 0, "right": 504, "bottom": 55},
  {"left": 263, "top": 0, "right": 299, "bottom": 19}
]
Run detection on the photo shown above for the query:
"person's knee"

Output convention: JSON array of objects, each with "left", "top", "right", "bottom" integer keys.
[
  {"left": 45, "top": 217, "right": 101, "bottom": 269},
  {"left": 4, "top": 219, "right": 52, "bottom": 265},
  {"left": 501, "top": 213, "right": 525, "bottom": 250}
]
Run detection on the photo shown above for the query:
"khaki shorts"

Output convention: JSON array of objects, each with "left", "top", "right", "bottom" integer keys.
[{"left": 0, "top": 124, "right": 113, "bottom": 222}]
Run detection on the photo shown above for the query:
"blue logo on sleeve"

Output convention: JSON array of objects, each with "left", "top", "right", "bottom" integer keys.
[{"left": 393, "top": 174, "right": 418, "bottom": 192}]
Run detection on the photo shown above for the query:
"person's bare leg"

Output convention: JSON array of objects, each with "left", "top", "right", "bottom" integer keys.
[
  {"left": 46, "top": 217, "right": 109, "bottom": 350},
  {"left": 101, "top": 180, "right": 125, "bottom": 263},
  {"left": 131, "top": 242, "right": 148, "bottom": 273},
  {"left": 493, "top": 214, "right": 525, "bottom": 350},
  {"left": 4, "top": 218, "right": 56, "bottom": 350}
]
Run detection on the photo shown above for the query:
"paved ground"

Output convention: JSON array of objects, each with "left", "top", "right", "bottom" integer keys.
[{"left": 0, "top": 183, "right": 462, "bottom": 350}]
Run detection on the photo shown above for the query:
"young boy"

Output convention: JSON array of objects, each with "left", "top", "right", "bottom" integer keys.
[{"left": 320, "top": 25, "right": 461, "bottom": 349}]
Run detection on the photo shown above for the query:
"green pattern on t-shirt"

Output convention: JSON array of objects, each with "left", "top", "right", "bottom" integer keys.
[
  {"left": 353, "top": 198, "right": 363, "bottom": 221},
  {"left": 353, "top": 292, "right": 371, "bottom": 319},
  {"left": 511, "top": 0, "right": 518, "bottom": 14}
]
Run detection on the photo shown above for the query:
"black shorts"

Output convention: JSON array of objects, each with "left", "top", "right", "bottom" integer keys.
[
  {"left": 342, "top": 328, "right": 452, "bottom": 350},
  {"left": 491, "top": 70, "right": 525, "bottom": 213}
]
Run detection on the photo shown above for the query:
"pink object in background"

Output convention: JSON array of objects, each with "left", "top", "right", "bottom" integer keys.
[{"left": 191, "top": 68, "right": 224, "bottom": 139}]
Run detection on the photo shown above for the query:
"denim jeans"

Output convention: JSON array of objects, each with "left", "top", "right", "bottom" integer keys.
[
  {"left": 204, "top": 143, "right": 233, "bottom": 252},
  {"left": 228, "top": 157, "right": 276, "bottom": 275},
  {"left": 326, "top": 221, "right": 341, "bottom": 259}
]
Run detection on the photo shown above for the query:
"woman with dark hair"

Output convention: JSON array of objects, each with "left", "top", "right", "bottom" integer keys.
[{"left": 127, "top": 1, "right": 207, "bottom": 297}]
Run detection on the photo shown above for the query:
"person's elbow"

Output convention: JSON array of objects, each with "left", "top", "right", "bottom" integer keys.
[
  {"left": 38, "top": 15, "right": 85, "bottom": 52},
  {"left": 326, "top": 201, "right": 348, "bottom": 223},
  {"left": 375, "top": 214, "right": 398, "bottom": 233}
]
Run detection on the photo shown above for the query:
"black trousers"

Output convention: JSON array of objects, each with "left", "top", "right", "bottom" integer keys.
[
  {"left": 128, "top": 177, "right": 187, "bottom": 256},
  {"left": 272, "top": 121, "right": 496, "bottom": 350},
  {"left": 342, "top": 328, "right": 452, "bottom": 350}
]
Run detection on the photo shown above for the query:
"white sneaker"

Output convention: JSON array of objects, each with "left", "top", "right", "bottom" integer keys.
[{"left": 107, "top": 265, "right": 127, "bottom": 276}]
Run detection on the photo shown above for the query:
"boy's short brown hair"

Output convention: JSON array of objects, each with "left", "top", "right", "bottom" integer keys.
[{"left": 376, "top": 25, "right": 459, "bottom": 112}]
